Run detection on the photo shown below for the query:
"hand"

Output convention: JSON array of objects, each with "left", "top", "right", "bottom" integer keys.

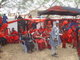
[{"left": 54, "top": 38, "right": 58, "bottom": 42}]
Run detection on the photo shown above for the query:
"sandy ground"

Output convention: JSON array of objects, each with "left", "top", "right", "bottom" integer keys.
[{"left": 0, "top": 44, "right": 79, "bottom": 60}]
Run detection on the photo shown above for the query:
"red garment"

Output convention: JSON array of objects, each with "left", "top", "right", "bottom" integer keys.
[
  {"left": 0, "top": 23, "right": 8, "bottom": 31},
  {"left": 0, "top": 32, "right": 5, "bottom": 38},
  {"left": 38, "top": 28, "right": 44, "bottom": 33},
  {"left": 10, "top": 30, "right": 19, "bottom": 43},
  {"left": 35, "top": 39, "right": 46, "bottom": 50},
  {"left": 72, "top": 32, "right": 77, "bottom": 47},
  {"left": 0, "top": 16, "right": 2, "bottom": 24},
  {"left": 11, "top": 30, "right": 18, "bottom": 35},
  {"left": 42, "top": 32, "right": 49, "bottom": 38},
  {"left": 22, "top": 31, "right": 28, "bottom": 35},
  {"left": 6, "top": 36, "right": 13, "bottom": 43},
  {"left": 67, "top": 29, "right": 73, "bottom": 43},
  {"left": 33, "top": 32, "right": 40, "bottom": 38},
  {"left": 5, "top": 28, "right": 9, "bottom": 35},
  {"left": 27, "top": 22, "right": 32, "bottom": 30},
  {"left": 61, "top": 31, "right": 68, "bottom": 48},
  {"left": 19, "top": 28, "right": 24, "bottom": 33}
]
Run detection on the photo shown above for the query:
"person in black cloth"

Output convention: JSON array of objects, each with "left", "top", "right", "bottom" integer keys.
[
  {"left": 17, "top": 15, "right": 23, "bottom": 19},
  {"left": 21, "top": 33, "right": 34, "bottom": 53}
]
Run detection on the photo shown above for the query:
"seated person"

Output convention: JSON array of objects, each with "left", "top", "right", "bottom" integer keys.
[
  {"left": 21, "top": 33, "right": 34, "bottom": 53},
  {"left": 10, "top": 28, "right": 19, "bottom": 43}
]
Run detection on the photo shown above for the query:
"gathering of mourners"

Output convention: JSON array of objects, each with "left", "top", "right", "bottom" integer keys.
[{"left": 0, "top": 13, "right": 80, "bottom": 58}]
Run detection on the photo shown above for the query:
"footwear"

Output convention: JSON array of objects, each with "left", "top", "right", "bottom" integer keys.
[{"left": 51, "top": 53, "right": 58, "bottom": 57}]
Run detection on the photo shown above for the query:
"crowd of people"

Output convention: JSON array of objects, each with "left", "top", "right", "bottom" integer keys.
[
  {"left": 16, "top": 18, "right": 80, "bottom": 57},
  {"left": 0, "top": 14, "right": 80, "bottom": 58}
]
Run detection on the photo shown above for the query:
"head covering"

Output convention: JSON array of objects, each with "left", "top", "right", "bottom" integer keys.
[
  {"left": 55, "top": 20, "right": 59, "bottom": 23},
  {"left": 63, "top": 20, "right": 68, "bottom": 25}
]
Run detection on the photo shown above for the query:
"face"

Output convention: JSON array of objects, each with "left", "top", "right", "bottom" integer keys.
[
  {"left": 12, "top": 28, "right": 14, "bottom": 31},
  {"left": 56, "top": 23, "right": 59, "bottom": 27}
]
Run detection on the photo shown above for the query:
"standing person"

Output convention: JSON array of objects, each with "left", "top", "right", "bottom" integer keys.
[
  {"left": 17, "top": 15, "right": 23, "bottom": 19},
  {"left": 15, "top": 15, "right": 17, "bottom": 19},
  {"left": 0, "top": 16, "right": 3, "bottom": 27},
  {"left": 76, "top": 23, "right": 80, "bottom": 59},
  {"left": 49, "top": 21, "right": 61, "bottom": 57},
  {"left": 28, "top": 14, "right": 32, "bottom": 19},
  {"left": 2, "top": 14, "right": 8, "bottom": 23}
]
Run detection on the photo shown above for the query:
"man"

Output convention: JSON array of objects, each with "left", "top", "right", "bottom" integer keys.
[
  {"left": 2, "top": 14, "right": 8, "bottom": 23},
  {"left": 49, "top": 21, "right": 61, "bottom": 57},
  {"left": 21, "top": 33, "right": 34, "bottom": 53}
]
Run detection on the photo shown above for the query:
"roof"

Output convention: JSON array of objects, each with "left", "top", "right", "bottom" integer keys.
[{"left": 38, "top": 6, "right": 80, "bottom": 16}]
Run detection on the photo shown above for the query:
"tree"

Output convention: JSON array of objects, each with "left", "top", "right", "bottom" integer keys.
[{"left": 0, "top": 0, "right": 9, "bottom": 8}]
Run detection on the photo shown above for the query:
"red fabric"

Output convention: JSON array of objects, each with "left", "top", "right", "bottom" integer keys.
[
  {"left": 10, "top": 31, "right": 19, "bottom": 43},
  {"left": 27, "top": 22, "right": 32, "bottom": 30},
  {"left": 0, "top": 32, "right": 5, "bottom": 38},
  {"left": 0, "top": 23, "right": 8, "bottom": 31},
  {"left": 35, "top": 39, "right": 46, "bottom": 50},
  {"left": 5, "top": 29, "right": 9, "bottom": 35},
  {"left": 0, "top": 16, "right": 2, "bottom": 24},
  {"left": 22, "top": 31, "right": 28, "bottom": 34},
  {"left": 6, "top": 36, "right": 13, "bottom": 43},
  {"left": 38, "top": 28, "right": 44, "bottom": 33},
  {"left": 67, "top": 34, "right": 73, "bottom": 43},
  {"left": 67, "top": 29, "right": 73, "bottom": 43},
  {"left": 63, "top": 20, "right": 68, "bottom": 25},
  {"left": 72, "top": 32, "right": 77, "bottom": 47},
  {"left": 33, "top": 32, "right": 40, "bottom": 38},
  {"left": 61, "top": 32, "right": 68, "bottom": 48},
  {"left": 11, "top": 30, "right": 18, "bottom": 35}
]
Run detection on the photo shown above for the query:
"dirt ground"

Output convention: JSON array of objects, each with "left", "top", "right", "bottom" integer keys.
[{"left": 0, "top": 44, "right": 79, "bottom": 60}]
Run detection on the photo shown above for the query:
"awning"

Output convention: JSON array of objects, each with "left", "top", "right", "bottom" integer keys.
[{"left": 38, "top": 6, "right": 80, "bottom": 16}]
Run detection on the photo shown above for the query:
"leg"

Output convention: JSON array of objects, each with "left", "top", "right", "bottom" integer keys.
[
  {"left": 51, "top": 46, "right": 57, "bottom": 56},
  {"left": 62, "top": 40, "right": 66, "bottom": 48}
]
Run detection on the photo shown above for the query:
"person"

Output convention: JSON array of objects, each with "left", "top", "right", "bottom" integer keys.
[
  {"left": 76, "top": 23, "right": 80, "bottom": 58},
  {"left": 61, "top": 20, "right": 69, "bottom": 48},
  {"left": 2, "top": 14, "right": 8, "bottom": 23},
  {"left": 15, "top": 15, "right": 17, "bottom": 19},
  {"left": 17, "top": 15, "right": 23, "bottom": 19},
  {"left": 10, "top": 28, "right": 19, "bottom": 43},
  {"left": 49, "top": 21, "right": 61, "bottom": 57},
  {"left": 28, "top": 14, "right": 32, "bottom": 19},
  {"left": 21, "top": 32, "right": 34, "bottom": 53},
  {"left": 0, "top": 16, "right": 3, "bottom": 27}
]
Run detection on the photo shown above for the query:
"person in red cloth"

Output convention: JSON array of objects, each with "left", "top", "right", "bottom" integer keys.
[
  {"left": 61, "top": 30, "right": 68, "bottom": 48},
  {"left": 67, "top": 29, "right": 73, "bottom": 43},
  {"left": 10, "top": 28, "right": 19, "bottom": 43},
  {"left": 32, "top": 31, "right": 46, "bottom": 50},
  {"left": 71, "top": 26, "right": 77, "bottom": 48},
  {"left": 61, "top": 20, "right": 69, "bottom": 48}
]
